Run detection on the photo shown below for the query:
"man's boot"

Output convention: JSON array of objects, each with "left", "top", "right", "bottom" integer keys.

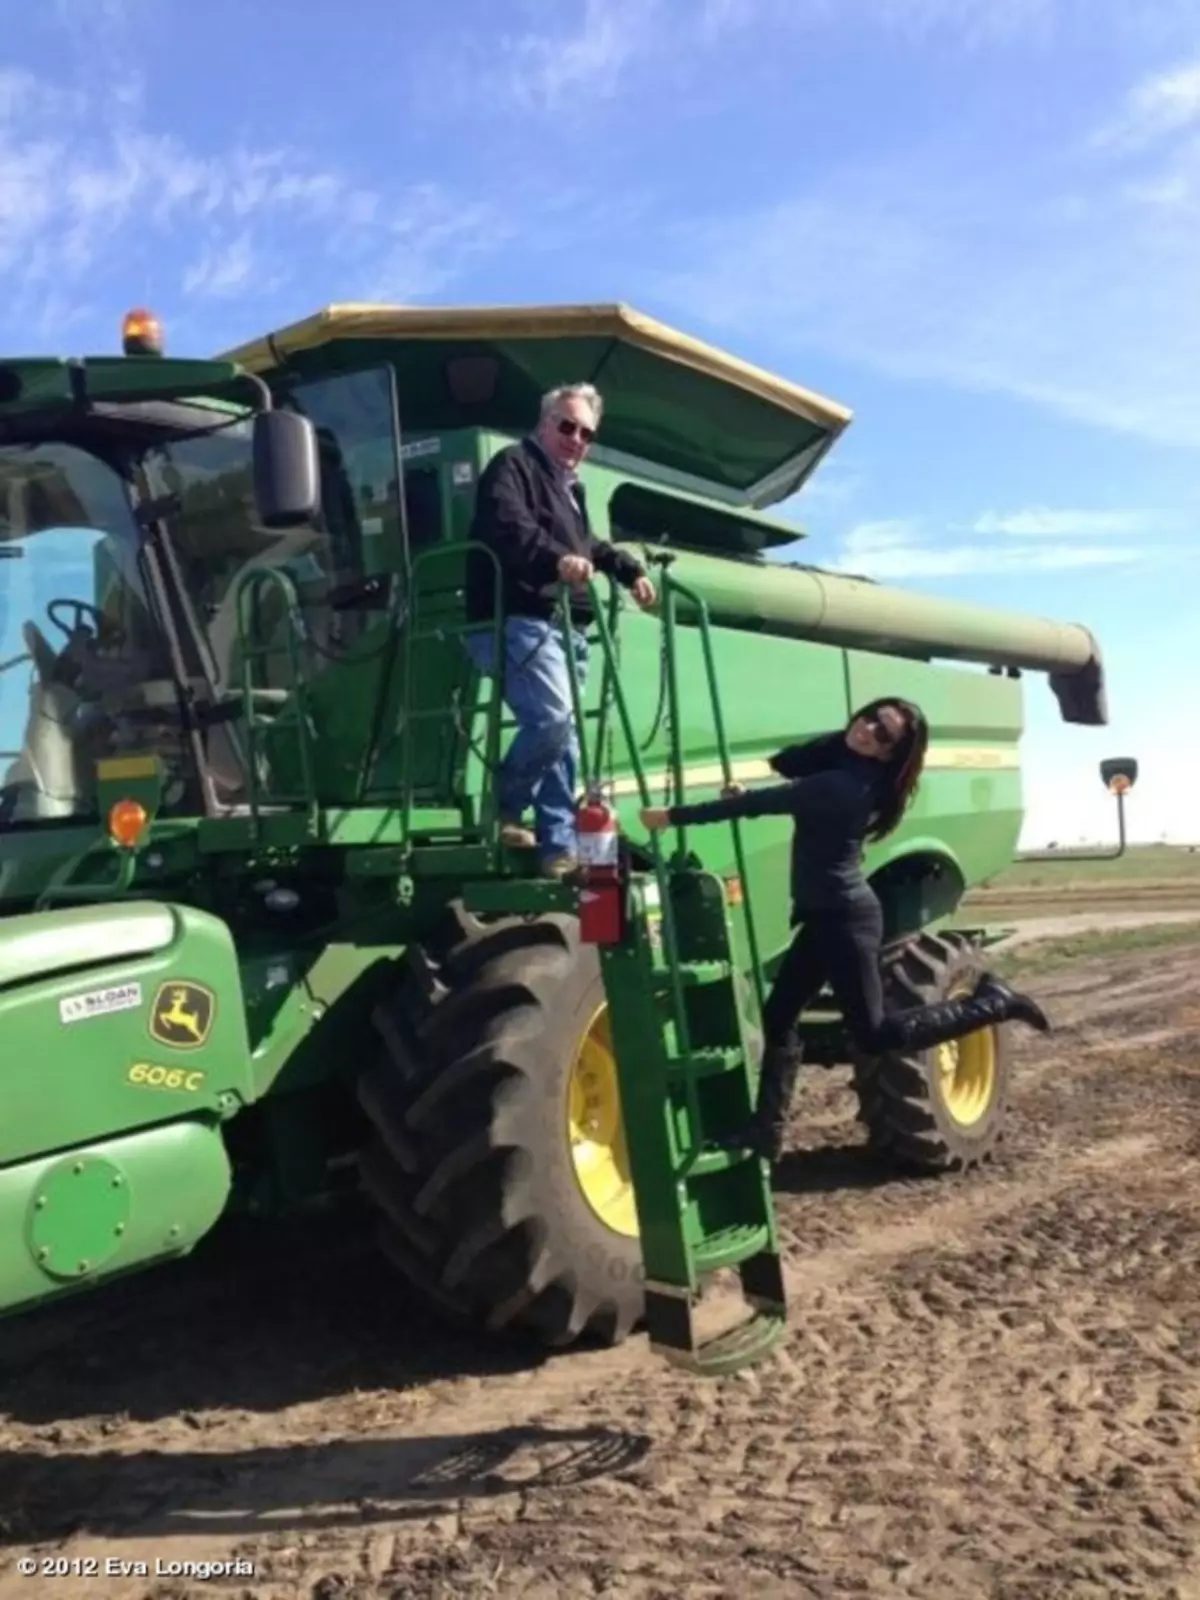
[
  {"left": 706, "top": 1043, "right": 805, "bottom": 1163},
  {"left": 884, "top": 974, "right": 1050, "bottom": 1055}
]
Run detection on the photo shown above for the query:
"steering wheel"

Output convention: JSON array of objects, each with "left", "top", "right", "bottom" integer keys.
[{"left": 46, "top": 598, "right": 108, "bottom": 643}]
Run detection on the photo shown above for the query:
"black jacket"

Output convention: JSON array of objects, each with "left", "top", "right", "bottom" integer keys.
[
  {"left": 768, "top": 730, "right": 846, "bottom": 781},
  {"left": 668, "top": 732, "right": 886, "bottom": 914},
  {"left": 464, "top": 437, "right": 646, "bottom": 625}
]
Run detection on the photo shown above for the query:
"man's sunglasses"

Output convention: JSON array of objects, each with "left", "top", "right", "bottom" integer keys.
[{"left": 556, "top": 418, "right": 596, "bottom": 444}]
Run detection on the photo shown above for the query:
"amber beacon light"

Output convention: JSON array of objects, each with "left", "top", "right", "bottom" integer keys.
[
  {"left": 121, "top": 308, "right": 164, "bottom": 356},
  {"left": 108, "top": 799, "right": 150, "bottom": 850}
]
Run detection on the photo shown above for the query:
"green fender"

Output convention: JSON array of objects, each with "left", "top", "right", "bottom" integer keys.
[{"left": 867, "top": 837, "right": 968, "bottom": 943}]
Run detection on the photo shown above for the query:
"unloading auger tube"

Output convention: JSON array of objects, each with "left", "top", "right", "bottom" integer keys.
[{"left": 650, "top": 546, "right": 1107, "bottom": 725}]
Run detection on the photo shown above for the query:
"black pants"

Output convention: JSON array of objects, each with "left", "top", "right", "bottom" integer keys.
[{"left": 761, "top": 893, "right": 909, "bottom": 1056}]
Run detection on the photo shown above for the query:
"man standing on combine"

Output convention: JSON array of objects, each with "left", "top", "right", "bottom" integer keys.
[{"left": 463, "top": 383, "right": 656, "bottom": 878}]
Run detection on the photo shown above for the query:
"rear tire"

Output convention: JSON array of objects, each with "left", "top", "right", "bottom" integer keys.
[
  {"left": 850, "top": 930, "right": 1011, "bottom": 1174},
  {"left": 356, "top": 902, "right": 644, "bottom": 1349}
]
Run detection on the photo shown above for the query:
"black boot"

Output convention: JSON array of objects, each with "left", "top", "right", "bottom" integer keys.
[
  {"left": 885, "top": 975, "right": 1050, "bottom": 1055},
  {"left": 971, "top": 971, "right": 1051, "bottom": 1032},
  {"left": 707, "top": 1043, "right": 805, "bottom": 1163}
]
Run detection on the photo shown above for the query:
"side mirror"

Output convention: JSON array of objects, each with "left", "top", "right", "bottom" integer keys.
[
  {"left": 1099, "top": 756, "right": 1138, "bottom": 796},
  {"left": 252, "top": 409, "right": 320, "bottom": 529}
]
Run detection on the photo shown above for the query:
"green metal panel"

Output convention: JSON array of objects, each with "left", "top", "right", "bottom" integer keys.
[
  {"left": 0, "top": 901, "right": 253, "bottom": 1163},
  {"left": 0, "top": 1119, "right": 231, "bottom": 1314},
  {"left": 239, "top": 935, "right": 407, "bottom": 1099}
]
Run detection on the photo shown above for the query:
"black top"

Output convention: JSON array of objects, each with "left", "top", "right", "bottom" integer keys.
[
  {"left": 464, "top": 436, "right": 646, "bottom": 626},
  {"left": 666, "top": 731, "right": 885, "bottom": 915}
]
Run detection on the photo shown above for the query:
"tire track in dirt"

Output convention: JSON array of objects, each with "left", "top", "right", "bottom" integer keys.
[{"left": 0, "top": 940, "right": 1198, "bottom": 1599}]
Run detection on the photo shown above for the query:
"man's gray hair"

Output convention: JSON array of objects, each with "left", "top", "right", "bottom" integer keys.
[{"left": 540, "top": 382, "right": 603, "bottom": 424}]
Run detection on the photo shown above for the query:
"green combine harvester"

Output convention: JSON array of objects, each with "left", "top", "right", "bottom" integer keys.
[{"left": 0, "top": 303, "right": 1117, "bottom": 1375}]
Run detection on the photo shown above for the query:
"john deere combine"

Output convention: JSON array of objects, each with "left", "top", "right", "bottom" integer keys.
[{"left": 0, "top": 304, "right": 1113, "bottom": 1374}]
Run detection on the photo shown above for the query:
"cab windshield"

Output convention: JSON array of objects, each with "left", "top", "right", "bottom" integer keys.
[{"left": 0, "top": 442, "right": 176, "bottom": 827}]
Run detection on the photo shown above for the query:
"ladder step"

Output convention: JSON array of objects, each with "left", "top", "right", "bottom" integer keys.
[
  {"left": 694, "top": 1223, "right": 771, "bottom": 1274},
  {"left": 651, "top": 959, "right": 732, "bottom": 991},
  {"left": 653, "top": 1306, "right": 787, "bottom": 1379},
  {"left": 665, "top": 1046, "right": 744, "bottom": 1080},
  {"left": 687, "top": 1147, "right": 757, "bottom": 1177}
]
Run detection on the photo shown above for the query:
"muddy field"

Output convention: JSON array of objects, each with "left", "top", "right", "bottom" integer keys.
[{"left": 1, "top": 935, "right": 1199, "bottom": 1600}]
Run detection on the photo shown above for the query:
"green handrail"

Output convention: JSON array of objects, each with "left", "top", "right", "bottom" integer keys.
[
  {"left": 559, "top": 578, "right": 706, "bottom": 1167},
  {"left": 34, "top": 839, "right": 137, "bottom": 911},
  {"left": 232, "top": 564, "right": 319, "bottom": 835},
  {"left": 398, "top": 539, "right": 506, "bottom": 847},
  {"left": 662, "top": 572, "right": 768, "bottom": 1025},
  {"left": 554, "top": 581, "right": 624, "bottom": 798}
]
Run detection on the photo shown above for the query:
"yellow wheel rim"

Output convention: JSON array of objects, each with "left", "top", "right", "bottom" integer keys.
[
  {"left": 568, "top": 1004, "right": 639, "bottom": 1239},
  {"left": 934, "top": 982, "right": 998, "bottom": 1127}
]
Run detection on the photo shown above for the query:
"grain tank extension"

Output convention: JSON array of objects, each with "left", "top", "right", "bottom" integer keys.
[
  {"left": 659, "top": 546, "right": 1105, "bottom": 726},
  {"left": 0, "top": 302, "right": 1115, "bottom": 1376}
]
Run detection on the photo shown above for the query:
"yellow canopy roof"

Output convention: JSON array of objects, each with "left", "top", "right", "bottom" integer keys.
[{"left": 217, "top": 301, "right": 852, "bottom": 436}]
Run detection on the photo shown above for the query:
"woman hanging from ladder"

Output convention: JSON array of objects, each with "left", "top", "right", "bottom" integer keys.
[{"left": 639, "top": 697, "right": 1051, "bottom": 1164}]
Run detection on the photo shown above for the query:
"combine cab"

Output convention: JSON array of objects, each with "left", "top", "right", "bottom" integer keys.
[{"left": 0, "top": 303, "right": 1115, "bottom": 1374}]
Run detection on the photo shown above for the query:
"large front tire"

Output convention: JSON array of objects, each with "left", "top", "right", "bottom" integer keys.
[
  {"left": 356, "top": 903, "right": 644, "bottom": 1349},
  {"left": 851, "top": 930, "right": 1011, "bottom": 1174}
]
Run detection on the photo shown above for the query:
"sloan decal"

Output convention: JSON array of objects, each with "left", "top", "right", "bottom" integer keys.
[{"left": 59, "top": 983, "right": 143, "bottom": 1026}]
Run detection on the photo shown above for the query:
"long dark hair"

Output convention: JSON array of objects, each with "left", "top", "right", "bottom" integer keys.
[{"left": 850, "top": 696, "right": 929, "bottom": 841}]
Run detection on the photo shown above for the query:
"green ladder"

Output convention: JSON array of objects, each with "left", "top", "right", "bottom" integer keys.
[
  {"left": 560, "top": 562, "right": 788, "bottom": 1377},
  {"left": 598, "top": 863, "right": 788, "bottom": 1376}
]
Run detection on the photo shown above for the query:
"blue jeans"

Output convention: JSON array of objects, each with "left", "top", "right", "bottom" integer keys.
[{"left": 464, "top": 616, "right": 589, "bottom": 859}]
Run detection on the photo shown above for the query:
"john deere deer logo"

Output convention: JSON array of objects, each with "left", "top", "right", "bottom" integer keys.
[{"left": 149, "top": 982, "right": 215, "bottom": 1050}]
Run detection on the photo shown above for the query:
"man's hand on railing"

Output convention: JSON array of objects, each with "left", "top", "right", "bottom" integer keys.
[
  {"left": 721, "top": 781, "right": 746, "bottom": 798},
  {"left": 558, "top": 554, "right": 594, "bottom": 586},
  {"left": 640, "top": 806, "right": 670, "bottom": 830}
]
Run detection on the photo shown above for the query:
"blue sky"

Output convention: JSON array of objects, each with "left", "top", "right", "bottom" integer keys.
[{"left": 2, "top": 0, "right": 1198, "bottom": 843}]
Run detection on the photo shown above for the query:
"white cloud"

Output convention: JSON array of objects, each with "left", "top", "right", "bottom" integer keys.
[
  {"left": 830, "top": 515, "right": 1149, "bottom": 579},
  {"left": 840, "top": 518, "right": 920, "bottom": 551},
  {"left": 1094, "top": 60, "right": 1200, "bottom": 150},
  {"left": 466, "top": 0, "right": 1084, "bottom": 118},
  {"left": 971, "top": 507, "right": 1165, "bottom": 538},
  {"left": 0, "top": 66, "right": 508, "bottom": 344},
  {"left": 182, "top": 235, "right": 262, "bottom": 300},
  {"left": 654, "top": 63, "right": 1200, "bottom": 451},
  {"left": 497, "top": 0, "right": 657, "bottom": 114}
]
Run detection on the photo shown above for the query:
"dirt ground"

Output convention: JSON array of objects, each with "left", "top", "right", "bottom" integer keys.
[{"left": 2, "top": 935, "right": 1200, "bottom": 1600}]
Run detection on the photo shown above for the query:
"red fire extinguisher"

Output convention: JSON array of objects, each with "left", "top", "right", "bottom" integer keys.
[{"left": 576, "top": 788, "right": 624, "bottom": 946}]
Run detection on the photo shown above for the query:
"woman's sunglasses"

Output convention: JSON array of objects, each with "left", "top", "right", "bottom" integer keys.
[
  {"left": 862, "top": 712, "right": 903, "bottom": 748},
  {"left": 556, "top": 418, "right": 596, "bottom": 444}
]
